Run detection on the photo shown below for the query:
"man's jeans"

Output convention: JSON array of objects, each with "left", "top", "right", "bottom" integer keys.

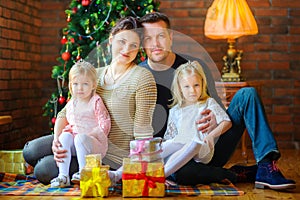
[{"left": 209, "top": 87, "right": 279, "bottom": 166}]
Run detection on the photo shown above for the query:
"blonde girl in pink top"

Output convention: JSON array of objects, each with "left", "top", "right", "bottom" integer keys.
[{"left": 50, "top": 60, "right": 111, "bottom": 188}]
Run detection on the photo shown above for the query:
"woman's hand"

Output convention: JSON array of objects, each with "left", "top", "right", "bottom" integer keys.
[
  {"left": 52, "top": 138, "right": 67, "bottom": 164},
  {"left": 52, "top": 113, "right": 69, "bottom": 164},
  {"left": 196, "top": 109, "right": 217, "bottom": 133}
]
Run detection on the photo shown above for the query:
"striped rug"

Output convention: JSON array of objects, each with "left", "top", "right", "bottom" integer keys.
[{"left": 0, "top": 172, "right": 244, "bottom": 196}]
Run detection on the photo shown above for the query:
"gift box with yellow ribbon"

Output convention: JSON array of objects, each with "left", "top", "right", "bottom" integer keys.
[
  {"left": 122, "top": 158, "right": 165, "bottom": 197},
  {"left": 80, "top": 154, "right": 111, "bottom": 198},
  {"left": 0, "top": 150, "right": 26, "bottom": 174},
  {"left": 85, "top": 154, "right": 101, "bottom": 168},
  {"left": 129, "top": 137, "right": 162, "bottom": 162}
]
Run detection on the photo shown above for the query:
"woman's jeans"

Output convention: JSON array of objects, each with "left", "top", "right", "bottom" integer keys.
[{"left": 23, "top": 135, "right": 78, "bottom": 184}]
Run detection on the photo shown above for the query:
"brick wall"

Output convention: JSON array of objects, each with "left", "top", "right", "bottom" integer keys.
[
  {"left": 0, "top": 0, "right": 299, "bottom": 150},
  {"left": 0, "top": 0, "right": 69, "bottom": 150},
  {"left": 0, "top": 1, "right": 45, "bottom": 149}
]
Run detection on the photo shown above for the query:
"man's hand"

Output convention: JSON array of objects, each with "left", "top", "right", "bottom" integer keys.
[
  {"left": 52, "top": 138, "right": 67, "bottom": 164},
  {"left": 196, "top": 109, "right": 217, "bottom": 133}
]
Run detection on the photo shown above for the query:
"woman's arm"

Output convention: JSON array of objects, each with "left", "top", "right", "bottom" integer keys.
[
  {"left": 52, "top": 107, "right": 68, "bottom": 163},
  {"left": 53, "top": 107, "right": 68, "bottom": 140},
  {"left": 134, "top": 68, "right": 157, "bottom": 139}
]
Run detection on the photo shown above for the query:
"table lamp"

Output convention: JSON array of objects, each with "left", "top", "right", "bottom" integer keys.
[{"left": 204, "top": 0, "right": 258, "bottom": 82}]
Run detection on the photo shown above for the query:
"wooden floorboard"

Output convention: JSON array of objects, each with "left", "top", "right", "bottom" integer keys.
[{"left": 1, "top": 149, "right": 300, "bottom": 200}]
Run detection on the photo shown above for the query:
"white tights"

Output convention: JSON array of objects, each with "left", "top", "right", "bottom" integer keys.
[
  {"left": 57, "top": 132, "right": 92, "bottom": 178},
  {"left": 163, "top": 140, "right": 203, "bottom": 177}
]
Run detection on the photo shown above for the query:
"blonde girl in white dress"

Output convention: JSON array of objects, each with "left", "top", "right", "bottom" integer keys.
[{"left": 162, "top": 60, "right": 232, "bottom": 178}]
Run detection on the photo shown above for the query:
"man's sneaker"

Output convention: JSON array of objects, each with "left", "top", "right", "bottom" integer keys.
[
  {"left": 255, "top": 161, "right": 296, "bottom": 190},
  {"left": 71, "top": 172, "right": 80, "bottom": 184},
  {"left": 50, "top": 175, "right": 70, "bottom": 188},
  {"left": 165, "top": 173, "right": 177, "bottom": 186},
  {"left": 229, "top": 164, "right": 258, "bottom": 183}
]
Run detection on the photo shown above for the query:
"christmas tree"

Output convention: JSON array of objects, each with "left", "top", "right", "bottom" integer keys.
[{"left": 43, "top": 0, "right": 160, "bottom": 133}]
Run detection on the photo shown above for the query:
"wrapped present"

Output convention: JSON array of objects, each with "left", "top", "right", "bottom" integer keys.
[
  {"left": 80, "top": 154, "right": 110, "bottom": 198},
  {"left": 122, "top": 158, "right": 165, "bottom": 197},
  {"left": 80, "top": 165, "right": 111, "bottom": 198},
  {"left": 129, "top": 137, "right": 162, "bottom": 162},
  {"left": 0, "top": 150, "right": 26, "bottom": 174},
  {"left": 85, "top": 154, "right": 101, "bottom": 168}
]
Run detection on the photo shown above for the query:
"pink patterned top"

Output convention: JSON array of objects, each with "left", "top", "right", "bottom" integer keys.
[{"left": 63, "top": 94, "right": 111, "bottom": 154}]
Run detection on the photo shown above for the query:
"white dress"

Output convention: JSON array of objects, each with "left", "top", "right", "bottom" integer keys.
[{"left": 164, "top": 97, "right": 230, "bottom": 163}]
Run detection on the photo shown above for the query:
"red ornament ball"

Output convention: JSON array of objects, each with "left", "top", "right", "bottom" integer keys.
[
  {"left": 58, "top": 96, "right": 66, "bottom": 105},
  {"left": 72, "top": 7, "right": 78, "bottom": 14},
  {"left": 62, "top": 52, "right": 71, "bottom": 61},
  {"left": 140, "top": 56, "right": 145, "bottom": 62},
  {"left": 60, "top": 36, "right": 67, "bottom": 44},
  {"left": 82, "top": 0, "right": 90, "bottom": 6},
  {"left": 51, "top": 117, "right": 56, "bottom": 124},
  {"left": 76, "top": 55, "right": 81, "bottom": 61}
]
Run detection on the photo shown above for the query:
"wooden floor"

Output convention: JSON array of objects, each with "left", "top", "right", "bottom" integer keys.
[{"left": 1, "top": 149, "right": 300, "bottom": 200}]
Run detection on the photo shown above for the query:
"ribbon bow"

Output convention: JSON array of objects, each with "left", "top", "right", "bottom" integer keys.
[
  {"left": 129, "top": 139, "right": 150, "bottom": 156},
  {"left": 81, "top": 167, "right": 111, "bottom": 197}
]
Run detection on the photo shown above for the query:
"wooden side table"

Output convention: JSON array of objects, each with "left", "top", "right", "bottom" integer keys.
[{"left": 215, "top": 81, "right": 262, "bottom": 163}]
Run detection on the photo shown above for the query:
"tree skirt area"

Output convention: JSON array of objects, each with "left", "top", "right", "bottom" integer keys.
[{"left": 0, "top": 172, "right": 244, "bottom": 197}]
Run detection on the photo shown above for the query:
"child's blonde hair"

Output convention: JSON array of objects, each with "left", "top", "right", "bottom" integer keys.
[
  {"left": 68, "top": 60, "right": 97, "bottom": 95},
  {"left": 170, "top": 60, "right": 210, "bottom": 107}
]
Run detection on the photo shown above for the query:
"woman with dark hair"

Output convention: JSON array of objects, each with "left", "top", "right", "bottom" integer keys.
[{"left": 23, "top": 16, "right": 157, "bottom": 185}]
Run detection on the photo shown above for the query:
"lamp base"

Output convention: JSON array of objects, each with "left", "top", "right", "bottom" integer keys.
[
  {"left": 221, "top": 38, "right": 245, "bottom": 82},
  {"left": 221, "top": 72, "right": 245, "bottom": 82}
]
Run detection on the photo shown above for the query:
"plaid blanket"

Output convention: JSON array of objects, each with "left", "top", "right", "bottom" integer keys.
[{"left": 0, "top": 173, "right": 244, "bottom": 196}]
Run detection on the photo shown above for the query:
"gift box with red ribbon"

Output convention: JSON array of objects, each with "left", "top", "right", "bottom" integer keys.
[
  {"left": 129, "top": 137, "right": 162, "bottom": 162},
  {"left": 122, "top": 158, "right": 165, "bottom": 197}
]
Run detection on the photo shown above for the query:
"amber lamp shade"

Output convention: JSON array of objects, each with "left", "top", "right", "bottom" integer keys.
[{"left": 204, "top": 0, "right": 258, "bottom": 82}]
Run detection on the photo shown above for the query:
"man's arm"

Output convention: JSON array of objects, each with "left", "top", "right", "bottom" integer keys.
[{"left": 197, "top": 109, "right": 217, "bottom": 133}]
